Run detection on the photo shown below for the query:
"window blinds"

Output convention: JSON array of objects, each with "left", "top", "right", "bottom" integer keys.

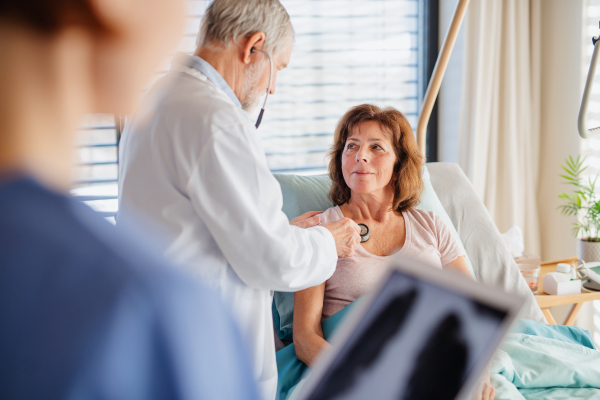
[{"left": 73, "top": 0, "right": 423, "bottom": 219}]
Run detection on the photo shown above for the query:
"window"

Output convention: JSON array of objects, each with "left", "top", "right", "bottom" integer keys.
[
  {"left": 72, "top": 114, "right": 120, "bottom": 220},
  {"left": 73, "top": 0, "right": 433, "bottom": 219}
]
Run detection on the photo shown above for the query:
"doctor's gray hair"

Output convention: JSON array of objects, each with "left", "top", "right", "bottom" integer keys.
[{"left": 197, "top": 0, "right": 294, "bottom": 55}]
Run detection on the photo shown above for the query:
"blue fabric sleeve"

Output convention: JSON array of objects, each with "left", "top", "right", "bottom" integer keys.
[{"left": 66, "top": 276, "right": 259, "bottom": 400}]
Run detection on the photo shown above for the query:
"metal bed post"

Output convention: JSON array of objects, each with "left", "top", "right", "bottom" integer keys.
[{"left": 416, "top": 0, "right": 470, "bottom": 157}]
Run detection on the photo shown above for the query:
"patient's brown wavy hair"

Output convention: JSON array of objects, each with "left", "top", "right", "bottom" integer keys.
[{"left": 328, "top": 104, "right": 425, "bottom": 212}]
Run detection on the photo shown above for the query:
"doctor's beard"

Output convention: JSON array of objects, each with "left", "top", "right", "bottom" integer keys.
[{"left": 241, "top": 60, "right": 266, "bottom": 112}]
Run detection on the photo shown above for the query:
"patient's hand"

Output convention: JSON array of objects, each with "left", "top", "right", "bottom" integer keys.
[
  {"left": 290, "top": 211, "right": 322, "bottom": 229},
  {"left": 322, "top": 218, "right": 361, "bottom": 258},
  {"left": 471, "top": 366, "right": 495, "bottom": 400},
  {"left": 473, "top": 378, "right": 495, "bottom": 400}
]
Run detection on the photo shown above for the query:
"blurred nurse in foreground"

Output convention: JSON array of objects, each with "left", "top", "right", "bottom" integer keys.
[{"left": 0, "top": 1, "right": 258, "bottom": 399}]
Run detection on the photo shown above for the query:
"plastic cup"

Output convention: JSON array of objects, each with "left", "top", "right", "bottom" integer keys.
[{"left": 518, "top": 264, "right": 541, "bottom": 294}]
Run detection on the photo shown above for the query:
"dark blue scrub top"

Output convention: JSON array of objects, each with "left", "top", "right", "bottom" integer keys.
[{"left": 0, "top": 177, "right": 258, "bottom": 400}]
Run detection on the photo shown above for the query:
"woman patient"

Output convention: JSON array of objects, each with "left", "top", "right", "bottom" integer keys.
[{"left": 291, "top": 104, "right": 493, "bottom": 398}]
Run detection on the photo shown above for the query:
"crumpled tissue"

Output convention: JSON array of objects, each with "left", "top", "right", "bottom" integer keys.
[{"left": 501, "top": 226, "right": 524, "bottom": 258}]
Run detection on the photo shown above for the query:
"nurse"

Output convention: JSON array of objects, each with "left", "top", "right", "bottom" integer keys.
[
  {"left": 117, "top": 0, "right": 361, "bottom": 399},
  {"left": 0, "top": 0, "right": 258, "bottom": 398}
]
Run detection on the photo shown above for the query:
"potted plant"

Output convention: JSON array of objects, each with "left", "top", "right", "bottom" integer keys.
[{"left": 558, "top": 155, "right": 600, "bottom": 262}]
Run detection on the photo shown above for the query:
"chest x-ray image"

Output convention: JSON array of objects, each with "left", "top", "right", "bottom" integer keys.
[{"left": 306, "top": 270, "right": 507, "bottom": 400}]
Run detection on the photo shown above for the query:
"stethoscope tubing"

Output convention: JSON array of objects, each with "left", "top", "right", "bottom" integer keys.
[{"left": 251, "top": 48, "right": 273, "bottom": 129}]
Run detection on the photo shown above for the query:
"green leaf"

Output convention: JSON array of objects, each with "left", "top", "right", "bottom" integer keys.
[
  {"left": 560, "top": 174, "right": 575, "bottom": 181},
  {"left": 562, "top": 165, "right": 576, "bottom": 177}
]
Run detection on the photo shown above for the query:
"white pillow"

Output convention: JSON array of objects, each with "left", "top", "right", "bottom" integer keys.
[{"left": 416, "top": 166, "right": 475, "bottom": 277}]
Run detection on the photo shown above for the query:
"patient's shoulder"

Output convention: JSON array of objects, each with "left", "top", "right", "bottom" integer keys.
[
  {"left": 319, "top": 206, "right": 344, "bottom": 224},
  {"left": 407, "top": 208, "right": 454, "bottom": 237},
  {"left": 405, "top": 208, "right": 441, "bottom": 231},
  {"left": 407, "top": 207, "right": 438, "bottom": 220}
]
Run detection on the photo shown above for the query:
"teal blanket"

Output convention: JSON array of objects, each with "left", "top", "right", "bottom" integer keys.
[
  {"left": 492, "top": 327, "right": 600, "bottom": 399},
  {"left": 276, "top": 302, "right": 600, "bottom": 400}
]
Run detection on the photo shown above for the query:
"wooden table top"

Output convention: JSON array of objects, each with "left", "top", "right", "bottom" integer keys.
[{"left": 535, "top": 257, "right": 600, "bottom": 308}]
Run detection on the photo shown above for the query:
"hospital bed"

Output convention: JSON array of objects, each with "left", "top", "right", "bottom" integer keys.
[{"left": 273, "top": 165, "right": 600, "bottom": 400}]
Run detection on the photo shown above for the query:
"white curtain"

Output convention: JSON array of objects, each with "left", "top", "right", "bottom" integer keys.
[{"left": 458, "top": 0, "right": 542, "bottom": 255}]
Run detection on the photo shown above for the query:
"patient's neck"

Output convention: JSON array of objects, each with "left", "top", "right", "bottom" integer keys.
[{"left": 341, "top": 189, "right": 398, "bottom": 223}]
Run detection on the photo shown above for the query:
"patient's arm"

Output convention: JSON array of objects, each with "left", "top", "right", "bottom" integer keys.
[
  {"left": 446, "top": 256, "right": 494, "bottom": 400},
  {"left": 444, "top": 256, "right": 473, "bottom": 279},
  {"left": 293, "top": 283, "right": 331, "bottom": 367}
]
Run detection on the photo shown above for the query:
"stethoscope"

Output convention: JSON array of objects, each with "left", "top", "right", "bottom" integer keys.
[
  {"left": 250, "top": 48, "right": 273, "bottom": 129},
  {"left": 358, "top": 223, "right": 370, "bottom": 243},
  {"left": 571, "top": 259, "right": 589, "bottom": 280}
]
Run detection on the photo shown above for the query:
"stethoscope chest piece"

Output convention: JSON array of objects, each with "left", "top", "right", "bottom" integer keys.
[{"left": 358, "top": 223, "right": 370, "bottom": 243}]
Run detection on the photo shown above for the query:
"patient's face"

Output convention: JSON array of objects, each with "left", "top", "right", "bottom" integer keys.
[{"left": 342, "top": 121, "right": 397, "bottom": 197}]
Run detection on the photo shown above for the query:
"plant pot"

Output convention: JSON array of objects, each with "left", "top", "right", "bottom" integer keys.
[{"left": 577, "top": 239, "right": 600, "bottom": 262}]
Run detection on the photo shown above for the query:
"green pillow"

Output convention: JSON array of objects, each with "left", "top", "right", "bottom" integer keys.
[
  {"left": 272, "top": 166, "right": 475, "bottom": 341},
  {"left": 275, "top": 174, "right": 334, "bottom": 221}
]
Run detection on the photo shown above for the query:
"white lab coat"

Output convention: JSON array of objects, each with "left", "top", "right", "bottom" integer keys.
[{"left": 117, "top": 55, "right": 337, "bottom": 400}]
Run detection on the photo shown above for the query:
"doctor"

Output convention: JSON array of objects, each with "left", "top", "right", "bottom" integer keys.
[{"left": 117, "top": 0, "right": 361, "bottom": 399}]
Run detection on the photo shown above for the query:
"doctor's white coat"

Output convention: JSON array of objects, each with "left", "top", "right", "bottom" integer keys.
[{"left": 117, "top": 55, "right": 337, "bottom": 400}]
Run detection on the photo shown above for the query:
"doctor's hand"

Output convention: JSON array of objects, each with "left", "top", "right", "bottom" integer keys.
[
  {"left": 322, "top": 218, "right": 361, "bottom": 258},
  {"left": 290, "top": 211, "right": 322, "bottom": 229}
]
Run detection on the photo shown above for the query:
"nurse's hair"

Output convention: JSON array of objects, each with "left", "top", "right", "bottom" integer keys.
[
  {"left": 0, "top": 0, "right": 108, "bottom": 34},
  {"left": 197, "top": 0, "right": 294, "bottom": 56},
  {"left": 328, "top": 104, "right": 425, "bottom": 213}
]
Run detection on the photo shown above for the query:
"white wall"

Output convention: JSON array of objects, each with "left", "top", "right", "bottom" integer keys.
[{"left": 538, "top": 0, "right": 583, "bottom": 261}]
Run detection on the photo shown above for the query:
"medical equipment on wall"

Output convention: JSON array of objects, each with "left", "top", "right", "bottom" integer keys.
[
  {"left": 578, "top": 33, "right": 600, "bottom": 138},
  {"left": 250, "top": 48, "right": 273, "bottom": 129}
]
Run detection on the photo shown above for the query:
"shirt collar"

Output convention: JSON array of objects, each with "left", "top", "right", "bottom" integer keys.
[{"left": 174, "top": 52, "right": 242, "bottom": 108}]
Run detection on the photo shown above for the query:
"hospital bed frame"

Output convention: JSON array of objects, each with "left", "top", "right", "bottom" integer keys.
[{"left": 416, "top": 0, "right": 469, "bottom": 156}]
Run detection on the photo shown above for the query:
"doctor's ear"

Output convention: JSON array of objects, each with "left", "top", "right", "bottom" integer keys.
[{"left": 242, "top": 31, "right": 266, "bottom": 64}]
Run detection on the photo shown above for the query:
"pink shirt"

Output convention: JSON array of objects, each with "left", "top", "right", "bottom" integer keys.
[{"left": 319, "top": 206, "right": 465, "bottom": 320}]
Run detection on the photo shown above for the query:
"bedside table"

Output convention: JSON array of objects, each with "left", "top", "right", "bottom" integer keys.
[{"left": 535, "top": 257, "right": 600, "bottom": 325}]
